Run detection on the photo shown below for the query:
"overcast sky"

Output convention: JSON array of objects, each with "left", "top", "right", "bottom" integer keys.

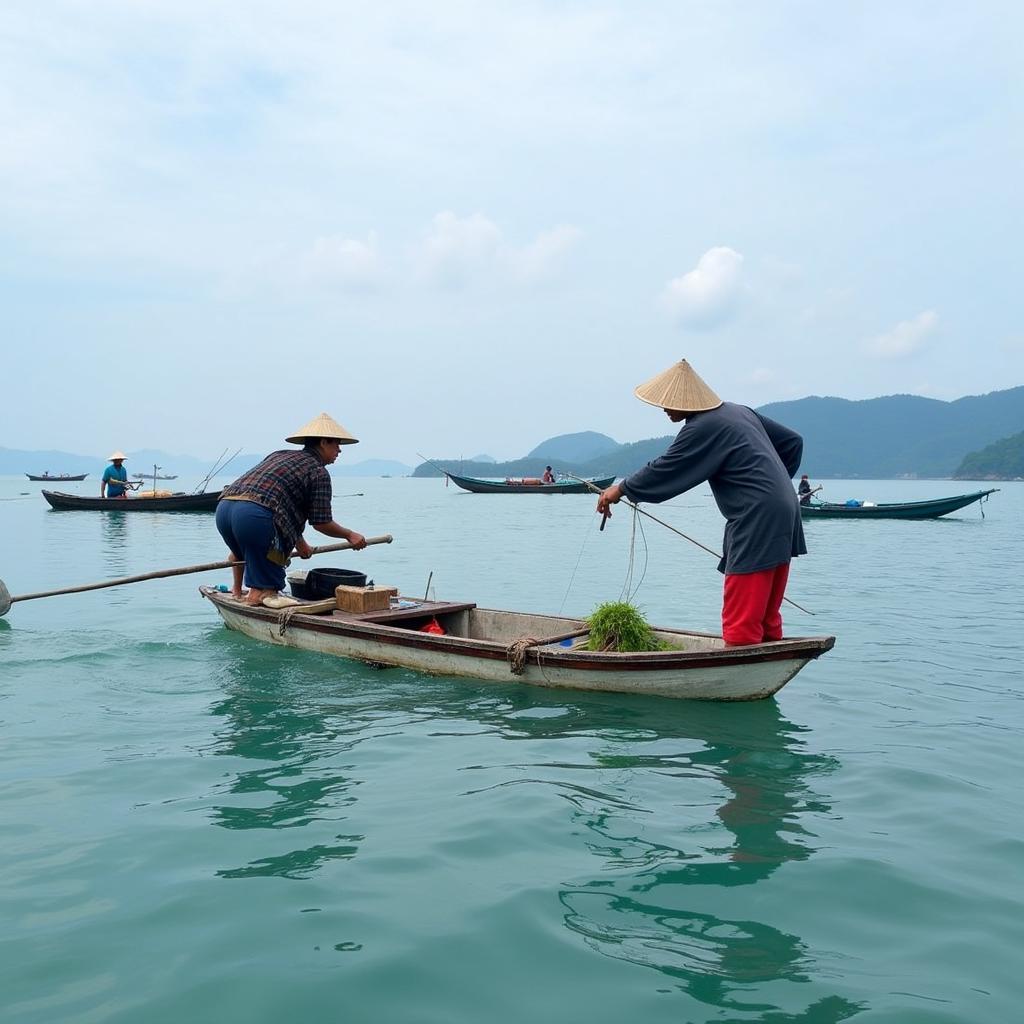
[{"left": 2, "top": 2, "right": 1021, "bottom": 463}]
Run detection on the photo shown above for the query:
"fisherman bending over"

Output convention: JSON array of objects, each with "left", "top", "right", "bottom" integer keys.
[
  {"left": 216, "top": 413, "right": 368, "bottom": 606},
  {"left": 596, "top": 359, "right": 806, "bottom": 646}
]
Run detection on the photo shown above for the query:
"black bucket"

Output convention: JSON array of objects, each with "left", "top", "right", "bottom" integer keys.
[
  {"left": 287, "top": 573, "right": 317, "bottom": 599},
  {"left": 306, "top": 567, "right": 368, "bottom": 599}
]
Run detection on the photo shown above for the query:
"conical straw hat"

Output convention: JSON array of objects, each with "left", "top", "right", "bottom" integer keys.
[
  {"left": 108, "top": 450, "right": 128, "bottom": 460},
  {"left": 285, "top": 412, "right": 359, "bottom": 445},
  {"left": 633, "top": 359, "right": 722, "bottom": 413}
]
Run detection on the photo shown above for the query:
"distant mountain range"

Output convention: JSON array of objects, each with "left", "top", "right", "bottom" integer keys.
[
  {"left": 8, "top": 386, "right": 1022, "bottom": 482},
  {"left": 758, "top": 387, "right": 1024, "bottom": 478},
  {"left": 413, "top": 386, "right": 1024, "bottom": 480},
  {"left": 0, "top": 447, "right": 414, "bottom": 479}
]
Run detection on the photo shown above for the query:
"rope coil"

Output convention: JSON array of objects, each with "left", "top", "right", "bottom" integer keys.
[
  {"left": 276, "top": 605, "right": 304, "bottom": 636},
  {"left": 506, "top": 636, "right": 541, "bottom": 675}
]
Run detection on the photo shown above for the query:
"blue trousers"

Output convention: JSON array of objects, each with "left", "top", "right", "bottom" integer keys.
[{"left": 215, "top": 500, "right": 286, "bottom": 591}]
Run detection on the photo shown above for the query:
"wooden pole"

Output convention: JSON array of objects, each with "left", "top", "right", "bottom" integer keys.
[{"left": 0, "top": 535, "right": 394, "bottom": 616}]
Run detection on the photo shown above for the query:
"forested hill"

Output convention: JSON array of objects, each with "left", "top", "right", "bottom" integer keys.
[
  {"left": 758, "top": 387, "right": 1024, "bottom": 477},
  {"left": 953, "top": 430, "right": 1024, "bottom": 479},
  {"left": 415, "top": 386, "right": 1024, "bottom": 481},
  {"left": 526, "top": 431, "right": 619, "bottom": 463}
]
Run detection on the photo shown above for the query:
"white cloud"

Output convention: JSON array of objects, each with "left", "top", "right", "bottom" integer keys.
[
  {"left": 414, "top": 212, "right": 580, "bottom": 288},
  {"left": 507, "top": 224, "right": 582, "bottom": 283},
  {"left": 864, "top": 310, "right": 938, "bottom": 358},
  {"left": 301, "top": 232, "right": 384, "bottom": 290},
  {"left": 662, "top": 247, "right": 744, "bottom": 329},
  {"left": 415, "top": 211, "right": 503, "bottom": 286}
]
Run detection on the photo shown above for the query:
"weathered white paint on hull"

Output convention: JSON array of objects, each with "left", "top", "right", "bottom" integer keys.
[
  {"left": 211, "top": 602, "right": 816, "bottom": 701},
  {"left": 526, "top": 657, "right": 805, "bottom": 700}
]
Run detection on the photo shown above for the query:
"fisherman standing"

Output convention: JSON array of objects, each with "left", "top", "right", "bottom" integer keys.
[
  {"left": 101, "top": 451, "right": 130, "bottom": 498},
  {"left": 596, "top": 359, "right": 806, "bottom": 646},
  {"left": 797, "top": 474, "right": 814, "bottom": 505},
  {"left": 216, "top": 413, "right": 368, "bottom": 606}
]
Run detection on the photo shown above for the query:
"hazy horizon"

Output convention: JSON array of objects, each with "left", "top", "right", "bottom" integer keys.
[{"left": 4, "top": 380, "right": 1022, "bottom": 470}]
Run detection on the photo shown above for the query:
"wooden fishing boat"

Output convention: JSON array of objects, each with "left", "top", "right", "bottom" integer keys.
[
  {"left": 132, "top": 473, "right": 178, "bottom": 480},
  {"left": 200, "top": 587, "right": 835, "bottom": 700},
  {"left": 447, "top": 473, "right": 616, "bottom": 494},
  {"left": 26, "top": 472, "right": 88, "bottom": 481},
  {"left": 800, "top": 489, "right": 998, "bottom": 520},
  {"left": 42, "top": 489, "right": 222, "bottom": 512}
]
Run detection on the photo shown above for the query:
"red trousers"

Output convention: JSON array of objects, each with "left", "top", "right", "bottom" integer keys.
[{"left": 722, "top": 563, "right": 790, "bottom": 646}]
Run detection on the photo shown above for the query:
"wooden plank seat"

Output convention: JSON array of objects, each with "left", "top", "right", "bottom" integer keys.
[{"left": 332, "top": 599, "right": 477, "bottom": 625}]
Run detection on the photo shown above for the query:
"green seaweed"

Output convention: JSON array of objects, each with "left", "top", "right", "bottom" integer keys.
[{"left": 585, "top": 601, "right": 674, "bottom": 652}]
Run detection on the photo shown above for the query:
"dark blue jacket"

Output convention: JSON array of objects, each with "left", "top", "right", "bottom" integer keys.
[{"left": 622, "top": 402, "right": 806, "bottom": 574}]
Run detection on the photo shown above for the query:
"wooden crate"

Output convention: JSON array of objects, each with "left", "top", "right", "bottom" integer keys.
[{"left": 335, "top": 585, "right": 398, "bottom": 613}]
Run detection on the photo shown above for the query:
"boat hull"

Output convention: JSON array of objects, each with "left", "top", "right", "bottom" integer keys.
[
  {"left": 800, "top": 489, "right": 997, "bottom": 519},
  {"left": 43, "top": 490, "right": 221, "bottom": 512},
  {"left": 202, "top": 588, "right": 834, "bottom": 701},
  {"left": 26, "top": 473, "right": 88, "bottom": 481},
  {"left": 447, "top": 473, "right": 615, "bottom": 494}
]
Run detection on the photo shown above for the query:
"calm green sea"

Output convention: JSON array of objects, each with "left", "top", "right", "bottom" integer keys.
[{"left": 1, "top": 475, "right": 1021, "bottom": 1023}]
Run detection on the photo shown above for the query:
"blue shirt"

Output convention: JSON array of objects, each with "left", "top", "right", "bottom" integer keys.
[{"left": 102, "top": 463, "right": 128, "bottom": 497}]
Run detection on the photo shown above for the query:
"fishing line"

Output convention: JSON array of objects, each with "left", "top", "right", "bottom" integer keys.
[
  {"left": 566, "top": 474, "right": 814, "bottom": 616},
  {"left": 625, "top": 507, "right": 650, "bottom": 603},
  {"left": 415, "top": 452, "right": 451, "bottom": 479},
  {"left": 620, "top": 503, "right": 642, "bottom": 601},
  {"left": 557, "top": 509, "right": 599, "bottom": 615},
  {"left": 194, "top": 447, "right": 241, "bottom": 494},
  {"left": 192, "top": 446, "right": 227, "bottom": 494},
  {"left": 618, "top": 508, "right": 634, "bottom": 601}
]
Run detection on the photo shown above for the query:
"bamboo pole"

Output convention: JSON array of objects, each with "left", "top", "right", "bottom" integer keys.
[{"left": 0, "top": 536, "right": 394, "bottom": 616}]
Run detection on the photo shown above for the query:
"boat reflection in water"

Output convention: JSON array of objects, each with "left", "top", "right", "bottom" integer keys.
[
  {"left": 203, "top": 644, "right": 864, "bottom": 1019},
  {"left": 550, "top": 699, "right": 865, "bottom": 1021},
  {"left": 207, "top": 642, "right": 367, "bottom": 881}
]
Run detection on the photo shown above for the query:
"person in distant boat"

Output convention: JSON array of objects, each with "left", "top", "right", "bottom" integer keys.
[
  {"left": 596, "top": 359, "right": 806, "bottom": 647},
  {"left": 101, "top": 451, "right": 130, "bottom": 498},
  {"left": 542, "top": 466, "right": 555, "bottom": 483},
  {"left": 216, "top": 413, "right": 368, "bottom": 606},
  {"left": 797, "top": 474, "right": 814, "bottom": 505}
]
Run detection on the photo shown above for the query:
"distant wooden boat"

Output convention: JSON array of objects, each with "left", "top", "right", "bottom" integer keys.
[
  {"left": 201, "top": 587, "right": 835, "bottom": 701},
  {"left": 42, "top": 489, "right": 221, "bottom": 512},
  {"left": 132, "top": 473, "right": 178, "bottom": 480},
  {"left": 26, "top": 472, "right": 88, "bottom": 481},
  {"left": 447, "top": 473, "right": 616, "bottom": 494},
  {"left": 800, "top": 489, "right": 998, "bottom": 520}
]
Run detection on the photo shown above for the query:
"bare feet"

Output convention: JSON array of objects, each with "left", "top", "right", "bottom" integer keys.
[
  {"left": 244, "top": 588, "right": 277, "bottom": 606},
  {"left": 230, "top": 589, "right": 249, "bottom": 600}
]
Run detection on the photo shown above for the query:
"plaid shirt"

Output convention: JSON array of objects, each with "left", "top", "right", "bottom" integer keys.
[{"left": 221, "top": 449, "right": 333, "bottom": 552}]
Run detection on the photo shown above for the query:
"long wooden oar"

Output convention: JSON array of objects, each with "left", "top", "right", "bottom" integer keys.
[{"left": 0, "top": 535, "right": 393, "bottom": 617}]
